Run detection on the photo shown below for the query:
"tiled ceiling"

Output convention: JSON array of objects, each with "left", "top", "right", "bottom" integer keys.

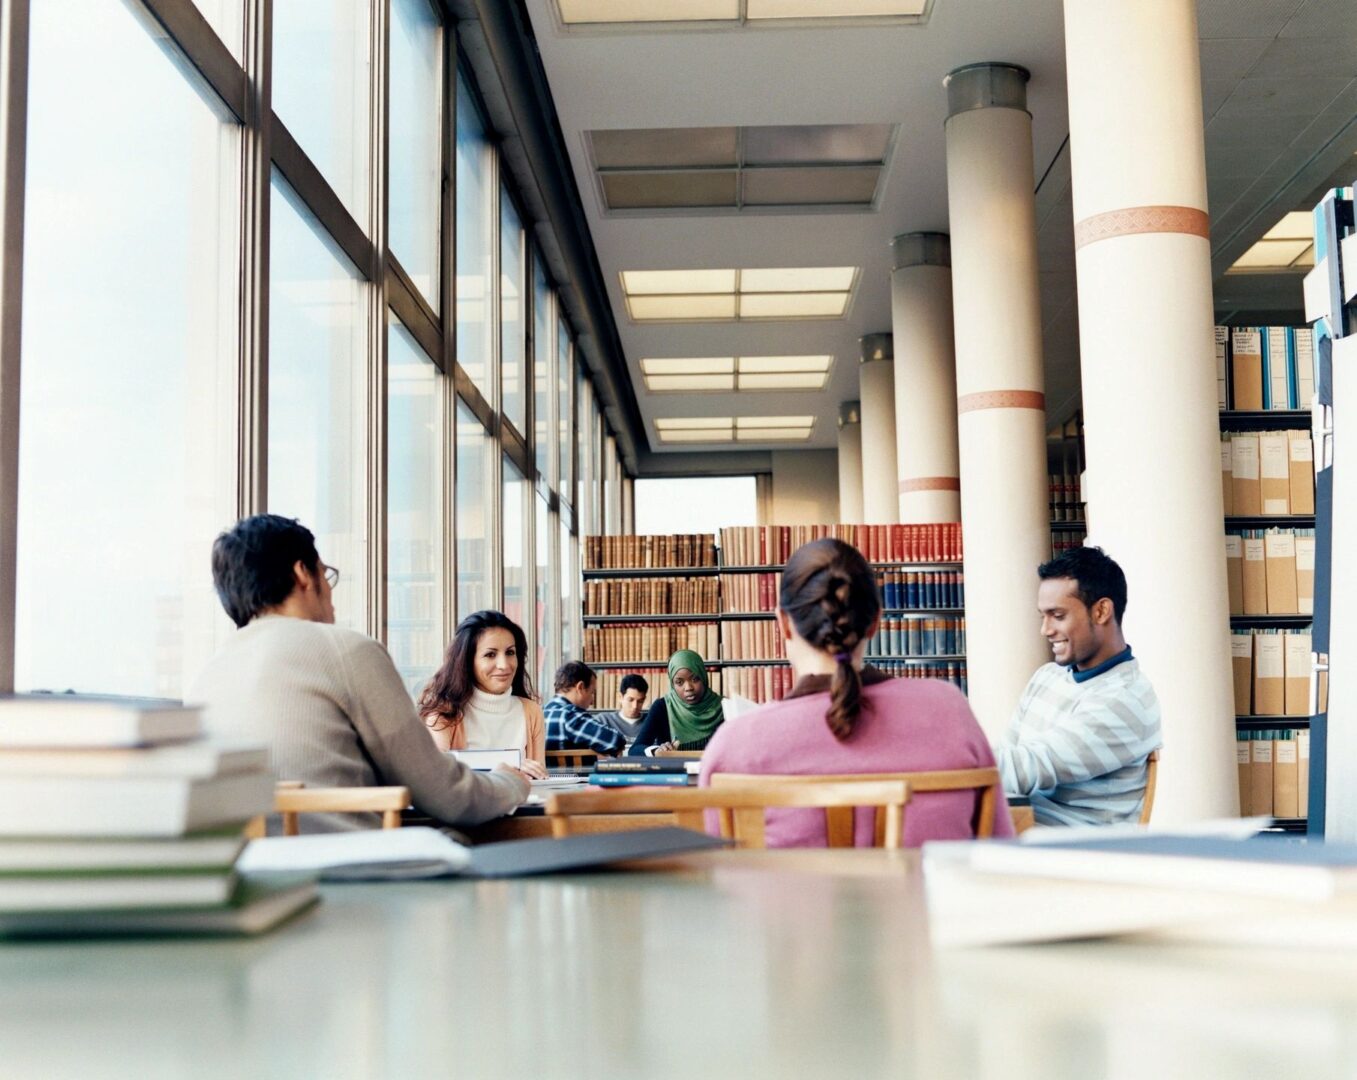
[
  {"left": 589, "top": 124, "right": 894, "bottom": 213},
  {"left": 527, "top": 0, "right": 1357, "bottom": 453}
]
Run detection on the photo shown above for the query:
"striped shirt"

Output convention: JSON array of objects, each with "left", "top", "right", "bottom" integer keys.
[
  {"left": 995, "top": 650, "right": 1162, "bottom": 826},
  {"left": 544, "top": 695, "right": 625, "bottom": 756}
]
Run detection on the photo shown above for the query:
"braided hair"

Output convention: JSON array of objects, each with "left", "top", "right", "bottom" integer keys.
[{"left": 779, "top": 539, "right": 881, "bottom": 740}]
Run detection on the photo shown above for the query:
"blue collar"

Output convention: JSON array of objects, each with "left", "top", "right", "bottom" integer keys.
[{"left": 1070, "top": 646, "right": 1134, "bottom": 684}]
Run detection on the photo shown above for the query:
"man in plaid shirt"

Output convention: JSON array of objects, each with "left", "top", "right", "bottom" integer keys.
[{"left": 544, "top": 660, "right": 624, "bottom": 756}]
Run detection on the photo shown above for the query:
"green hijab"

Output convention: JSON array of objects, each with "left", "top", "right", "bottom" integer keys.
[{"left": 664, "top": 649, "right": 724, "bottom": 745}]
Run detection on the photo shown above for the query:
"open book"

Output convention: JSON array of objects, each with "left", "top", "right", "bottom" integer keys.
[{"left": 237, "top": 825, "right": 728, "bottom": 881}]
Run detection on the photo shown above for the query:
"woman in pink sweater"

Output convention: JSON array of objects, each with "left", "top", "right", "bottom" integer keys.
[{"left": 699, "top": 538, "right": 1013, "bottom": 848}]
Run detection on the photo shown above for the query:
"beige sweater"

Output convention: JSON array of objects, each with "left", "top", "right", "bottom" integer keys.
[{"left": 190, "top": 615, "right": 528, "bottom": 832}]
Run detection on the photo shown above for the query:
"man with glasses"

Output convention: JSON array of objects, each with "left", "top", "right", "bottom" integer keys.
[{"left": 191, "top": 514, "right": 530, "bottom": 833}]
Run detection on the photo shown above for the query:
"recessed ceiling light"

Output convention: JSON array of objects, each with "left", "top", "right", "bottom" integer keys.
[
  {"left": 656, "top": 417, "right": 734, "bottom": 430},
  {"left": 641, "top": 357, "right": 736, "bottom": 375},
  {"left": 736, "top": 415, "right": 814, "bottom": 429},
  {"left": 559, "top": 0, "right": 738, "bottom": 22},
  {"left": 738, "top": 355, "right": 831, "bottom": 373},
  {"left": 640, "top": 355, "right": 834, "bottom": 392},
  {"left": 646, "top": 374, "right": 737, "bottom": 391},
  {"left": 739, "top": 292, "right": 850, "bottom": 319},
  {"left": 738, "top": 372, "right": 826, "bottom": 390},
  {"left": 621, "top": 269, "right": 737, "bottom": 295},
  {"left": 1262, "top": 211, "right": 1312, "bottom": 242},
  {"left": 626, "top": 295, "right": 739, "bottom": 321},
  {"left": 740, "top": 267, "right": 857, "bottom": 293},
  {"left": 655, "top": 415, "right": 815, "bottom": 444},
  {"left": 1229, "top": 239, "right": 1312, "bottom": 270},
  {"left": 747, "top": 0, "right": 926, "bottom": 15}
]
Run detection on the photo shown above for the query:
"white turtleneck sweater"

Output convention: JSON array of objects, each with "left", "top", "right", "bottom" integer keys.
[{"left": 461, "top": 687, "right": 528, "bottom": 755}]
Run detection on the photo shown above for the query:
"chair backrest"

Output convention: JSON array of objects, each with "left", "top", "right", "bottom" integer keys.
[
  {"left": 546, "top": 749, "right": 600, "bottom": 770},
  {"left": 1139, "top": 748, "right": 1161, "bottom": 825},
  {"left": 273, "top": 785, "right": 411, "bottom": 836},
  {"left": 654, "top": 749, "right": 703, "bottom": 759},
  {"left": 544, "top": 779, "right": 910, "bottom": 849},
  {"left": 711, "top": 766, "right": 1002, "bottom": 841}
]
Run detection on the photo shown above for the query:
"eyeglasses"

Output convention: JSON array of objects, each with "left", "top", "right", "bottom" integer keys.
[{"left": 323, "top": 565, "right": 340, "bottom": 588}]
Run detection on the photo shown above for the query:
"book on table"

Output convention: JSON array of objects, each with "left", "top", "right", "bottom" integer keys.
[
  {"left": 588, "top": 772, "right": 692, "bottom": 786},
  {"left": 0, "top": 828, "right": 246, "bottom": 872},
  {"left": 0, "top": 869, "right": 239, "bottom": 912},
  {"left": 449, "top": 748, "right": 521, "bottom": 770},
  {"left": 0, "top": 876, "right": 318, "bottom": 938},
  {"left": 0, "top": 741, "right": 267, "bottom": 779},
  {"left": 0, "top": 694, "right": 201, "bottom": 748},
  {"left": 593, "top": 758, "right": 690, "bottom": 774}
]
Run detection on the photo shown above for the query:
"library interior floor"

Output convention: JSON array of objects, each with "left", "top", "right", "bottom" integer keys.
[{"left": 1, "top": 0, "right": 1356, "bottom": 1077}]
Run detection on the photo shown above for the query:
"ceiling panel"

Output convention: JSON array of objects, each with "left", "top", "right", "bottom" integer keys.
[
  {"left": 1216, "top": 76, "right": 1354, "bottom": 118},
  {"left": 602, "top": 170, "right": 738, "bottom": 209},
  {"left": 741, "top": 123, "right": 892, "bottom": 164},
  {"left": 742, "top": 165, "right": 880, "bottom": 205},
  {"left": 591, "top": 127, "right": 738, "bottom": 169},
  {"left": 1197, "top": 0, "right": 1306, "bottom": 40}
]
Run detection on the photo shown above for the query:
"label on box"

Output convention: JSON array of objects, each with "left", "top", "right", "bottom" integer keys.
[
  {"left": 1256, "top": 637, "right": 1285, "bottom": 678},
  {"left": 1252, "top": 740, "right": 1273, "bottom": 764},
  {"left": 1231, "top": 635, "right": 1252, "bottom": 659},
  {"left": 1300, "top": 731, "right": 1311, "bottom": 760},
  {"left": 1265, "top": 532, "right": 1296, "bottom": 557},
  {"left": 1290, "top": 438, "right": 1313, "bottom": 462},
  {"left": 1244, "top": 538, "right": 1265, "bottom": 562},
  {"left": 1276, "top": 742, "right": 1298, "bottom": 765},
  {"left": 1264, "top": 499, "right": 1289, "bottom": 514},
  {"left": 1260, "top": 439, "right": 1289, "bottom": 479},
  {"left": 1225, "top": 535, "right": 1242, "bottom": 557},
  {"left": 1296, "top": 540, "right": 1316, "bottom": 571},
  {"left": 1221, "top": 443, "right": 1232, "bottom": 469},
  {"left": 1236, "top": 742, "right": 1251, "bottom": 765},
  {"left": 1232, "top": 439, "right": 1259, "bottom": 480}
]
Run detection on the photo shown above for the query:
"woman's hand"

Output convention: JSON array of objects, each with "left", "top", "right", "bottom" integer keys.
[{"left": 517, "top": 758, "right": 549, "bottom": 780}]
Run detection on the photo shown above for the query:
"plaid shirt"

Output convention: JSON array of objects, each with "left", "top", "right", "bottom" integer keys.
[{"left": 544, "top": 695, "right": 625, "bottom": 756}]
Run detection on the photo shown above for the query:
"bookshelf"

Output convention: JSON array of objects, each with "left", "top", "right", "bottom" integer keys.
[
  {"left": 582, "top": 527, "right": 967, "bottom": 706},
  {"left": 1220, "top": 387, "right": 1316, "bottom": 828}
]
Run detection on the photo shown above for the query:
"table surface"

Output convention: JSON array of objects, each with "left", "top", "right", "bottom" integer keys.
[{"left": 3, "top": 848, "right": 1356, "bottom": 1080}]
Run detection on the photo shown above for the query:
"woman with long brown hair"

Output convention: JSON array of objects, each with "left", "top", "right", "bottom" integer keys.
[
  {"left": 698, "top": 538, "right": 1011, "bottom": 847},
  {"left": 420, "top": 610, "right": 547, "bottom": 777}
]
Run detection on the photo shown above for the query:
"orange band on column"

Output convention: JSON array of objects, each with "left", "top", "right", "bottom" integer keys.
[
  {"left": 899, "top": 477, "right": 961, "bottom": 494},
  {"left": 957, "top": 390, "right": 1045, "bottom": 414},
  {"left": 1074, "top": 205, "right": 1209, "bottom": 250}
]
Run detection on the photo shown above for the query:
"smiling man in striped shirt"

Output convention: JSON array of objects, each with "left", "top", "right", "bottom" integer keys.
[{"left": 995, "top": 546, "right": 1163, "bottom": 827}]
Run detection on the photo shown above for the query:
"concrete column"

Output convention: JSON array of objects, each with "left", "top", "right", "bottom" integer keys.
[
  {"left": 837, "top": 401, "right": 864, "bottom": 523},
  {"left": 944, "top": 63, "right": 1051, "bottom": 737},
  {"left": 1064, "top": 1, "right": 1236, "bottom": 820},
  {"left": 891, "top": 232, "right": 961, "bottom": 523},
  {"left": 858, "top": 334, "right": 899, "bottom": 524}
]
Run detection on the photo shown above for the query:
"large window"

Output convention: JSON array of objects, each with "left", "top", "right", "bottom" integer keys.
[
  {"left": 500, "top": 189, "right": 526, "bottom": 436},
  {"left": 502, "top": 458, "right": 528, "bottom": 635},
  {"left": 387, "top": 316, "right": 443, "bottom": 697},
  {"left": 536, "top": 495, "right": 554, "bottom": 692},
  {"left": 532, "top": 259, "right": 553, "bottom": 485},
  {"left": 455, "top": 72, "right": 494, "bottom": 404},
  {"left": 268, "top": 174, "right": 369, "bottom": 631},
  {"left": 271, "top": 0, "right": 372, "bottom": 223},
  {"left": 557, "top": 322, "right": 574, "bottom": 500},
  {"left": 15, "top": 0, "right": 240, "bottom": 696},
  {"left": 576, "top": 369, "right": 593, "bottom": 538},
  {"left": 388, "top": 0, "right": 442, "bottom": 309},
  {"left": 560, "top": 519, "right": 577, "bottom": 664},
  {"left": 635, "top": 477, "right": 759, "bottom": 536},
  {"left": 455, "top": 401, "right": 493, "bottom": 620}
]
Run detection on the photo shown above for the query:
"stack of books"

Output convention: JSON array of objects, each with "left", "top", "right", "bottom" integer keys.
[
  {"left": 589, "top": 758, "right": 697, "bottom": 786},
  {"left": 0, "top": 695, "right": 315, "bottom": 937}
]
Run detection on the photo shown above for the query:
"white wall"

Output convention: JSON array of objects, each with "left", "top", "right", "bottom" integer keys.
[{"left": 767, "top": 450, "right": 840, "bottom": 525}]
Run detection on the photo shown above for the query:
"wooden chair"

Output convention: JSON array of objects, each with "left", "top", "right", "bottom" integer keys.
[
  {"left": 546, "top": 749, "right": 600, "bottom": 770},
  {"left": 1139, "top": 748, "right": 1161, "bottom": 825},
  {"left": 245, "top": 783, "right": 412, "bottom": 837},
  {"left": 545, "top": 779, "right": 911, "bottom": 849},
  {"left": 711, "top": 767, "right": 1002, "bottom": 842}
]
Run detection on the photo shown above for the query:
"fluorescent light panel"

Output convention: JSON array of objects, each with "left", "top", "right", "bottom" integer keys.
[
  {"left": 621, "top": 269, "right": 856, "bottom": 322},
  {"left": 1230, "top": 239, "right": 1313, "bottom": 270},
  {"left": 560, "top": 0, "right": 925, "bottom": 23},
  {"left": 747, "top": 0, "right": 926, "bottom": 14},
  {"left": 640, "top": 355, "right": 833, "bottom": 392},
  {"left": 655, "top": 415, "right": 814, "bottom": 444},
  {"left": 622, "top": 269, "right": 736, "bottom": 295},
  {"left": 739, "top": 292, "right": 850, "bottom": 318}
]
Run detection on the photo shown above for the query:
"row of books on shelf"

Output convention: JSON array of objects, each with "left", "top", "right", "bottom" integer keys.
[
  {"left": 1236, "top": 729, "right": 1309, "bottom": 819},
  {"left": 1225, "top": 528, "right": 1314, "bottom": 616},
  {"left": 1217, "top": 325, "right": 1315, "bottom": 412},
  {"left": 593, "top": 667, "right": 713, "bottom": 701},
  {"left": 865, "top": 617, "right": 965, "bottom": 659},
  {"left": 877, "top": 570, "right": 965, "bottom": 610},
  {"left": 720, "top": 572, "right": 782, "bottom": 613},
  {"left": 0, "top": 697, "right": 314, "bottom": 936},
  {"left": 388, "top": 585, "right": 436, "bottom": 621},
  {"left": 723, "top": 620, "right": 786, "bottom": 661},
  {"left": 717, "top": 523, "right": 962, "bottom": 567},
  {"left": 1230, "top": 628, "right": 1311, "bottom": 717},
  {"left": 389, "top": 538, "right": 436, "bottom": 575},
  {"left": 722, "top": 665, "right": 796, "bottom": 705},
  {"left": 582, "top": 623, "right": 720, "bottom": 664},
  {"left": 584, "top": 577, "right": 719, "bottom": 617},
  {"left": 584, "top": 534, "right": 718, "bottom": 570},
  {"left": 1047, "top": 475, "right": 1083, "bottom": 522},
  {"left": 1050, "top": 529, "right": 1087, "bottom": 558},
  {"left": 1220, "top": 430, "right": 1314, "bottom": 516}
]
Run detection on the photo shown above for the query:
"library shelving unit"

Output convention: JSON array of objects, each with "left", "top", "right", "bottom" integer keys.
[
  {"left": 581, "top": 534, "right": 722, "bottom": 701},
  {"left": 1220, "top": 403, "right": 1316, "bottom": 834},
  {"left": 582, "top": 527, "right": 968, "bottom": 706}
]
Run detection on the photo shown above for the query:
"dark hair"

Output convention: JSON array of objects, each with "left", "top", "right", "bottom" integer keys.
[
  {"left": 210, "top": 514, "right": 321, "bottom": 628},
  {"left": 419, "top": 611, "right": 536, "bottom": 731},
  {"left": 779, "top": 539, "right": 881, "bottom": 741},
  {"left": 554, "top": 660, "right": 596, "bottom": 693},
  {"left": 619, "top": 673, "right": 649, "bottom": 696},
  {"left": 1038, "top": 545, "right": 1128, "bottom": 624}
]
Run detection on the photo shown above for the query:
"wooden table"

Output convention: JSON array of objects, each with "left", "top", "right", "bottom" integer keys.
[{"left": 4, "top": 849, "right": 1357, "bottom": 1078}]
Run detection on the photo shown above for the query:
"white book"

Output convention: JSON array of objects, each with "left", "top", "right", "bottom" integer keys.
[
  {"left": 0, "top": 831, "right": 246, "bottom": 873},
  {"left": 0, "top": 771, "right": 274, "bottom": 838},
  {"left": 0, "top": 695, "right": 201, "bottom": 748},
  {"left": 0, "top": 742, "right": 267, "bottom": 779},
  {"left": 0, "top": 870, "right": 236, "bottom": 912},
  {"left": 449, "top": 748, "right": 521, "bottom": 770},
  {"left": 0, "top": 877, "right": 318, "bottom": 938},
  {"left": 237, "top": 826, "right": 471, "bottom": 878}
]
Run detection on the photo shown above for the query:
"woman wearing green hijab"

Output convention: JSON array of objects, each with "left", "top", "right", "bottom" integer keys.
[{"left": 626, "top": 649, "right": 725, "bottom": 756}]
